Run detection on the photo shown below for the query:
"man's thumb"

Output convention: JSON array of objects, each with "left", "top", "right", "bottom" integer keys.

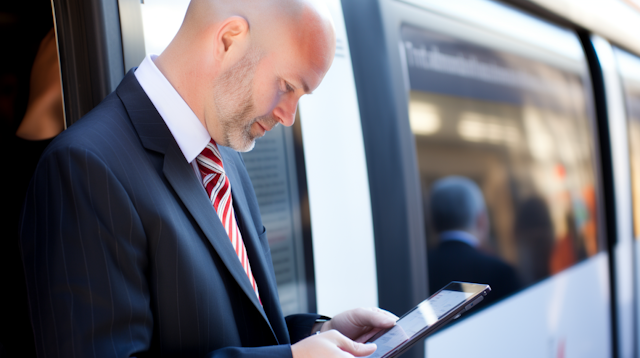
[{"left": 341, "top": 340, "right": 377, "bottom": 357}]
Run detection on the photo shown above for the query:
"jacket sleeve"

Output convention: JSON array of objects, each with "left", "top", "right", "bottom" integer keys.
[
  {"left": 285, "top": 314, "right": 327, "bottom": 344},
  {"left": 203, "top": 312, "right": 328, "bottom": 358},
  {"left": 20, "top": 145, "right": 154, "bottom": 357}
]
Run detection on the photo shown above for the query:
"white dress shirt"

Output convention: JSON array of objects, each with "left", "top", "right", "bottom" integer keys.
[
  {"left": 439, "top": 230, "right": 480, "bottom": 248},
  {"left": 134, "top": 54, "right": 210, "bottom": 175}
]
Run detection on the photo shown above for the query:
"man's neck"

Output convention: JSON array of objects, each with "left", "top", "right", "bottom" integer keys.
[{"left": 438, "top": 230, "right": 480, "bottom": 248}]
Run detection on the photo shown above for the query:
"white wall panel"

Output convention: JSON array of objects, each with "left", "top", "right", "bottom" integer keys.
[
  {"left": 298, "top": 0, "right": 379, "bottom": 317},
  {"left": 427, "top": 255, "right": 611, "bottom": 358}
]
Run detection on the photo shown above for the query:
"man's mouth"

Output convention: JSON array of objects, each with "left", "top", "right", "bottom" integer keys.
[
  {"left": 256, "top": 121, "right": 269, "bottom": 134},
  {"left": 255, "top": 116, "right": 279, "bottom": 134}
]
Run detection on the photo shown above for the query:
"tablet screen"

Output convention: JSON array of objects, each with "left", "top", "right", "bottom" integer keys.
[{"left": 366, "top": 289, "right": 473, "bottom": 358}]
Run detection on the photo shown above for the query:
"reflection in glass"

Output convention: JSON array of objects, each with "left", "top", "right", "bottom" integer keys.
[
  {"left": 426, "top": 176, "right": 520, "bottom": 307},
  {"left": 403, "top": 25, "right": 601, "bottom": 308},
  {"left": 514, "top": 197, "right": 554, "bottom": 285},
  {"left": 409, "top": 101, "right": 441, "bottom": 135}
]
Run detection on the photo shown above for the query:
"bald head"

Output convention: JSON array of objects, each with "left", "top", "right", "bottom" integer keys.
[
  {"left": 429, "top": 176, "right": 487, "bottom": 236},
  {"left": 183, "top": 0, "right": 334, "bottom": 53},
  {"left": 155, "top": 0, "right": 336, "bottom": 150}
]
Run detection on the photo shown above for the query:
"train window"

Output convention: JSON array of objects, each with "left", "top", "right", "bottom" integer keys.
[
  {"left": 615, "top": 48, "right": 640, "bottom": 239},
  {"left": 401, "top": 23, "right": 600, "bottom": 305},
  {"left": 138, "top": 0, "right": 315, "bottom": 315}
]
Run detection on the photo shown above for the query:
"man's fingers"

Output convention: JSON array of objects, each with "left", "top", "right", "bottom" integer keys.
[
  {"left": 327, "top": 307, "right": 399, "bottom": 342},
  {"left": 333, "top": 332, "right": 377, "bottom": 357},
  {"left": 379, "top": 308, "right": 399, "bottom": 321},
  {"left": 350, "top": 342, "right": 377, "bottom": 357},
  {"left": 293, "top": 330, "right": 376, "bottom": 358},
  {"left": 353, "top": 307, "right": 397, "bottom": 328},
  {"left": 354, "top": 328, "right": 383, "bottom": 343}
]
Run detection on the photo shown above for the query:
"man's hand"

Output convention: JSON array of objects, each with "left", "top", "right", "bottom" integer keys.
[
  {"left": 291, "top": 330, "right": 377, "bottom": 358},
  {"left": 320, "top": 307, "right": 398, "bottom": 343}
]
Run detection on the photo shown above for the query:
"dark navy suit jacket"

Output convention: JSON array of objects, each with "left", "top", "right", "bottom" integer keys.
[
  {"left": 428, "top": 236, "right": 521, "bottom": 308},
  {"left": 20, "top": 71, "right": 317, "bottom": 357}
]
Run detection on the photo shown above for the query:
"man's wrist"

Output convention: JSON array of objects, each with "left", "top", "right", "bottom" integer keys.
[{"left": 311, "top": 317, "right": 331, "bottom": 335}]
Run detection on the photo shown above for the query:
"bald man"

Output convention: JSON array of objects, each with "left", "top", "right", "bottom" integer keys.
[{"left": 19, "top": 1, "right": 395, "bottom": 357}]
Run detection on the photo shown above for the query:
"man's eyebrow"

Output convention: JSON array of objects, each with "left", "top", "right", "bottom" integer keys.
[
  {"left": 286, "top": 77, "right": 313, "bottom": 95},
  {"left": 299, "top": 78, "right": 312, "bottom": 94}
]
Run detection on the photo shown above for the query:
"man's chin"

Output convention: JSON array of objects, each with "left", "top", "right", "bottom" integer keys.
[
  {"left": 225, "top": 125, "right": 263, "bottom": 152},
  {"left": 237, "top": 140, "right": 256, "bottom": 153},
  {"left": 228, "top": 137, "right": 256, "bottom": 153}
]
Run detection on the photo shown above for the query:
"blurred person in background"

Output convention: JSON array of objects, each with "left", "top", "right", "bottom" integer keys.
[
  {"left": 550, "top": 213, "right": 587, "bottom": 275},
  {"left": 514, "top": 197, "right": 554, "bottom": 286},
  {"left": 15, "top": 28, "right": 64, "bottom": 141},
  {"left": 427, "top": 176, "right": 521, "bottom": 308},
  {"left": 1, "top": 1, "right": 64, "bottom": 355}
]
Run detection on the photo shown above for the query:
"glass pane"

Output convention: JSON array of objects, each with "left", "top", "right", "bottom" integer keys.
[{"left": 402, "top": 24, "right": 600, "bottom": 307}]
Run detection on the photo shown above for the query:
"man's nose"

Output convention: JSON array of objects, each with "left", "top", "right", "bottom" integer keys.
[{"left": 273, "top": 96, "right": 299, "bottom": 127}]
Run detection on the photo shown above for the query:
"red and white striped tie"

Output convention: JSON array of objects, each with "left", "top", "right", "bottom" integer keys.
[{"left": 196, "top": 139, "right": 260, "bottom": 302}]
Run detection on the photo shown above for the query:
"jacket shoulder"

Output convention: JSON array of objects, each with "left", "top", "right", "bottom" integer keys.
[{"left": 43, "top": 91, "right": 137, "bottom": 161}]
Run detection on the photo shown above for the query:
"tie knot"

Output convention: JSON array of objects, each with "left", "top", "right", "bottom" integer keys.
[{"left": 197, "top": 139, "right": 225, "bottom": 176}]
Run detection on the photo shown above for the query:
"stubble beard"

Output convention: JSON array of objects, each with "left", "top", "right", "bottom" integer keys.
[{"left": 213, "top": 49, "right": 278, "bottom": 152}]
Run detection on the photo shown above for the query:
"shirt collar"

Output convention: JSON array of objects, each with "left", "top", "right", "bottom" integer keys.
[
  {"left": 134, "top": 54, "right": 210, "bottom": 163},
  {"left": 439, "top": 230, "right": 480, "bottom": 248}
]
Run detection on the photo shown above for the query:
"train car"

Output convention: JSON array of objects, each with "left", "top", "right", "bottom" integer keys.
[{"left": 2, "top": 0, "right": 640, "bottom": 357}]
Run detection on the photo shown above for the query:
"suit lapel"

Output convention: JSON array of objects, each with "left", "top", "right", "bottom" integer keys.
[
  {"left": 162, "top": 146, "right": 274, "bottom": 321},
  {"left": 219, "top": 148, "right": 286, "bottom": 337},
  {"left": 116, "top": 71, "right": 277, "bottom": 341}
]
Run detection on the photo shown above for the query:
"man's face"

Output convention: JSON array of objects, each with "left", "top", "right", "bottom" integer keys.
[
  {"left": 212, "top": 49, "right": 279, "bottom": 152},
  {"left": 210, "top": 14, "right": 335, "bottom": 152}
]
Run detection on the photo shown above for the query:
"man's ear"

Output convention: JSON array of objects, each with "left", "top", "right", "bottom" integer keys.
[{"left": 215, "top": 16, "right": 250, "bottom": 60}]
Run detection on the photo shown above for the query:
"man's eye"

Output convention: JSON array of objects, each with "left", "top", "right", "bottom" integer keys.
[
  {"left": 285, "top": 82, "right": 294, "bottom": 93},
  {"left": 279, "top": 80, "right": 295, "bottom": 94}
]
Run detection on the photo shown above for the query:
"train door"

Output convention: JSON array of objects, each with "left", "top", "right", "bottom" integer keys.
[
  {"left": 614, "top": 46, "right": 640, "bottom": 358},
  {"left": 588, "top": 36, "right": 636, "bottom": 358},
  {"left": 343, "top": 0, "right": 612, "bottom": 357}
]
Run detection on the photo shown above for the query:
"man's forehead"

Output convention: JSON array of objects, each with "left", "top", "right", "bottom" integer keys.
[
  {"left": 262, "top": 24, "right": 333, "bottom": 86},
  {"left": 267, "top": 55, "right": 319, "bottom": 95},
  {"left": 244, "top": 0, "right": 335, "bottom": 92}
]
